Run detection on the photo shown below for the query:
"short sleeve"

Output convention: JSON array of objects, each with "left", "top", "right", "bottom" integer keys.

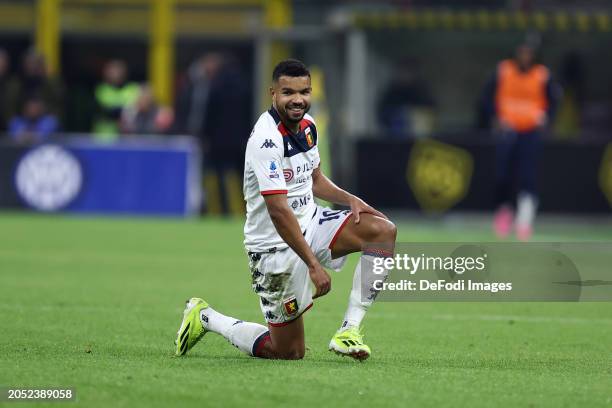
[
  {"left": 313, "top": 145, "right": 321, "bottom": 168},
  {"left": 249, "top": 135, "right": 287, "bottom": 195}
]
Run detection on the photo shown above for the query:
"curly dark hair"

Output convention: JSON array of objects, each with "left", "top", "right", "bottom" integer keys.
[{"left": 272, "top": 59, "right": 310, "bottom": 82}]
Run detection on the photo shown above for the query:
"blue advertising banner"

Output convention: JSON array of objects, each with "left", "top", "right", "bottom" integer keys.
[{"left": 1, "top": 137, "right": 201, "bottom": 217}]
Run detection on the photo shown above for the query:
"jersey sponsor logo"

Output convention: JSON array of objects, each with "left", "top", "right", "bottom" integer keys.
[
  {"left": 283, "top": 168, "right": 294, "bottom": 182},
  {"left": 290, "top": 193, "right": 312, "bottom": 210},
  {"left": 260, "top": 139, "right": 277, "bottom": 149},
  {"left": 295, "top": 172, "right": 313, "bottom": 185},
  {"left": 295, "top": 160, "right": 313, "bottom": 174},
  {"left": 269, "top": 160, "right": 280, "bottom": 179},
  {"left": 294, "top": 159, "right": 315, "bottom": 181},
  {"left": 283, "top": 296, "right": 299, "bottom": 316}
]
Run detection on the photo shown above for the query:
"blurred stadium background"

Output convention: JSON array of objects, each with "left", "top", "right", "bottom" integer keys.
[
  {"left": 0, "top": 0, "right": 611, "bottom": 219},
  {"left": 1, "top": 1, "right": 611, "bottom": 407}
]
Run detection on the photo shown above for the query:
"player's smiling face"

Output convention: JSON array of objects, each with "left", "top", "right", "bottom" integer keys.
[{"left": 271, "top": 75, "right": 312, "bottom": 128}]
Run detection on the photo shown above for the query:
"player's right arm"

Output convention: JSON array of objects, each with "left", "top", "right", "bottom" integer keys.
[
  {"left": 263, "top": 194, "right": 331, "bottom": 298},
  {"left": 248, "top": 129, "right": 330, "bottom": 298}
]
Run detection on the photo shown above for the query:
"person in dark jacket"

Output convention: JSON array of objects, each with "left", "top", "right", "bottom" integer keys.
[
  {"left": 175, "top": 53, "right": 251, "bottom": 215},
  {"left": 5, "top": 49, "right": 63, "bottom": 130}
]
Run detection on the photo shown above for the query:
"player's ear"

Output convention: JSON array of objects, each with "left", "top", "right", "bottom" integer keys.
[{"left": 270, "top": 86, "right": 277, "bottom": 106}]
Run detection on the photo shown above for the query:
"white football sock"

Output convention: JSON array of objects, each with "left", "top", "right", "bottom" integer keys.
[
  {"left": 340, "top": 254, "right": 389, "bottom": 331},
  {"left": 200, "top": 307, "right": 269, "bottom": 356},
  {"left": 516, "top": 192, "right": 538, "bottom": 226},
  {"left": 340, "top": 259, "right": 368, "bottom": 330},
  {"left": 199, "top": 306, "right": 235, "bottom": 336}
]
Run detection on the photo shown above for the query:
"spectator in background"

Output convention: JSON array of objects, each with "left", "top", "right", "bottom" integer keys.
[
  {"left": 483, "top": 43, "right": 561, "bottom": 241},
  {"left": 377, "top": 59, "right": 435, "bottom": 139},
  {"left": 121, "top": 84, "right": 173, "bottom": 135},
  {"left": 6, "top": 49, "right": 63, "bottom": 127},
  {"left": 93, "top": 59, "right": 140, "bottom": 141},
  {"left": 8, "top": 95, "right": 59, "bottom": 144},
  {"left": 175, "top": 53, "right": 250, "bottom": 215},
  {"left": 174, "top": 53, "right": 221, "bottom": 138}
]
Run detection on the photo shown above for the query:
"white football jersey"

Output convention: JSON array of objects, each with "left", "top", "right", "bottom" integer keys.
[{"left": 243, "top": 108, "right": 320, "bottom": 252}]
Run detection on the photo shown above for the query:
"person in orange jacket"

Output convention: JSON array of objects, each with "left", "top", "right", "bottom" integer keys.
[{"left": 483, "top": 43, "right": 561, "bottom": 241}]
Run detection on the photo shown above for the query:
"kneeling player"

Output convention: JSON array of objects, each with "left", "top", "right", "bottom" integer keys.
[{"left": 175, "top": 59, "right": 396, "bottom": 360}]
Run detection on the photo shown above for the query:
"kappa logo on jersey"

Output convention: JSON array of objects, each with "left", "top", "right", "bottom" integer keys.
[
  {"left": 260, "top": 139, "right": 277, "bottom": 149},
  {"left": 305, "top": 127, "right": 314, "bottom": 147},
  {"left": 283, "top": 168, "right": 294, "bottom": 182},
  {"left": 283, "top": 296, "right": 299, "bottom": 316},
  {"left": 269, "top": 161, "right": 279, "bottom": 179}
]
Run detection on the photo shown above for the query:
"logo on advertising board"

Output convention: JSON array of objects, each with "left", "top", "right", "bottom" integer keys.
[{"left": 15, "top": 145, "right": 82, "bottom": 211}]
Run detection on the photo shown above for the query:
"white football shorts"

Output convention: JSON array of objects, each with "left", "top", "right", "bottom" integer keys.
[{"left": 248, "top": 206, "right": 353, "bottom": 326}]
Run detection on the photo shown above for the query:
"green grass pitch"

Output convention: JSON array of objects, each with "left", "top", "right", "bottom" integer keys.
[{"left": 1, "top": 212, "right": 611, "bottom": 407}]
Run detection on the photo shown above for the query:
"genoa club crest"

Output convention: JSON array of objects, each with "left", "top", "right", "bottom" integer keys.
[
  {"left": 283, "top": 296, "right": 299, "bottom": 316},
  {"left": 305, "top": 127, "right": 314, "bottom": 147}
]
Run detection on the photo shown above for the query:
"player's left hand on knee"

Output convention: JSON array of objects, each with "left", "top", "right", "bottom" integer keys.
[{"left": 348, "top": 195, "right": 387, "bottom": 223}]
